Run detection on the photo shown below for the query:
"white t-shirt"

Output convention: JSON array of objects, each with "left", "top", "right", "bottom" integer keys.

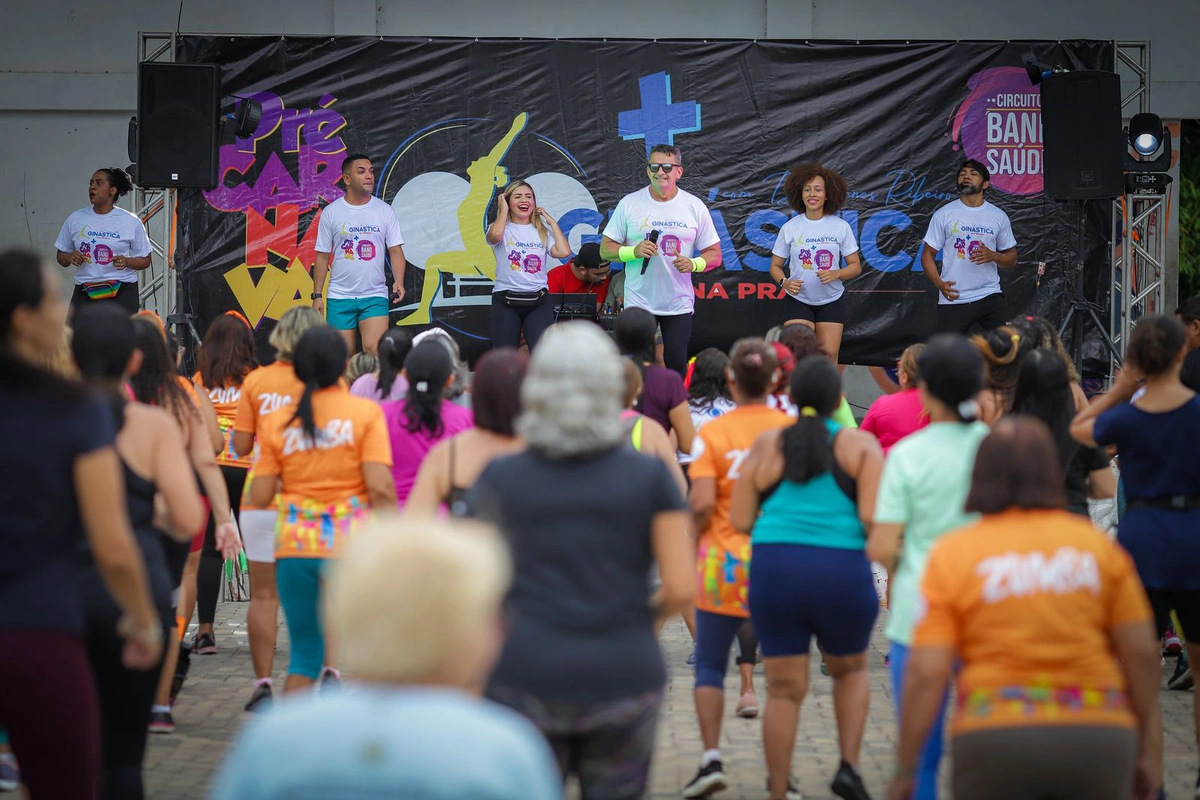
[
  {"left": 678, "top": 396, "right": 736, "bottom": 465},
  {"left": 315, "top": 197, "right": 405, "bottom": 299},
  {"left": 922, "top": 200, "right": 1016, "bottom": 305},
  {"left": 771, "top": 214, "right": 859, "bottom": 306},
  {"left": 602, "top": 187, "right": 719, "bottom": 316},
  {"left": 491, "top": 223, "right": 551, "bottom": 293},
  {"left": 54, "top": 206, "right": 151, "bottom": 285}
]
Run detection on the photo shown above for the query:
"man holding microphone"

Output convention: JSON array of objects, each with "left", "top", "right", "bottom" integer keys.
[{"left": 601, "top": 144, "right": 722, "bottom": 376}]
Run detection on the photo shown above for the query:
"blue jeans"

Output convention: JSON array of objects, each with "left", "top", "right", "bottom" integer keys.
[{"left": 888, "top": 641, "right": 948, "bottom": 800}]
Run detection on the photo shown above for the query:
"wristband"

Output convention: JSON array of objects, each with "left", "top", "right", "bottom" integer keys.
[
  {"left": 690, "top": 257, "right": 707, "bottom": 273},
  {"left": 618, "top": 245, "right": 638, "bottom": 263}
]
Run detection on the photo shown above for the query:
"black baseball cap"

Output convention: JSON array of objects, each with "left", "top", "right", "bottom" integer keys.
[
  {"left": 575, "top": 242, "right": 609, "bottom": 270},
  {"left": 958, "top": 158, "right": 991, "bottom": 183}
]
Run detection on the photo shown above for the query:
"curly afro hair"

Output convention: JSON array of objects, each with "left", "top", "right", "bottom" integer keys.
[{"left": 783, "top": 163, "right": 848, "bottom": 216}]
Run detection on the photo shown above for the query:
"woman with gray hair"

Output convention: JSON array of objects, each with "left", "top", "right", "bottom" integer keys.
[
  {"left": 210, "top": 519, "right": 562, "bottom": 800},
  {"left": 467, "top": 321, "right": 694, "bottom": 800}
]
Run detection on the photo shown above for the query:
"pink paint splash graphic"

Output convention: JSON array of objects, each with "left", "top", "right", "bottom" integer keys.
[{"left": 949, "top": 66, "right": 1043, "bottom": 196}]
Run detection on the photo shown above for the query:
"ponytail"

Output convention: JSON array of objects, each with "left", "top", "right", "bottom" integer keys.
[
  {"left": 781, "top": 357, "right": 842, "bottom": 484},
  {"left": 376, "top": 328, "right": 413, "bottom": 399},
  {"left": 290, "top": 380, "right": 320, "bottom": 444},
  {"left": 400, "top": 341, "right": 454, "bottom": 437},
  {"left": 287, "top": 326, "right": 348, "bottom": 445}
]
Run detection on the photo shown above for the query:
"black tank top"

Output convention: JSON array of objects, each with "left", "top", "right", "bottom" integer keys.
[{"left": 77, "top": 461, "right": 174, "bottom": 617}]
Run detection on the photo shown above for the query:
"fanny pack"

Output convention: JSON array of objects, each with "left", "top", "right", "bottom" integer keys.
[
  {"left": 501, "top": 289, "right": 547, "bottom": 308},
  {"left": 83, "top": 280, "right": 122, "bottom": 300}
]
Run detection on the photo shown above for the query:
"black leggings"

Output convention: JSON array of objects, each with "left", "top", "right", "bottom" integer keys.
[
  {"left": 656, "top": 312, "right": 693, "bottom": 377},
  {"left": 85, "top": 607, "right": 171, "bottom": 800},
  {"left": 197, "top": 464, "right": 246, "bottom": 625},
  {"left": 490, "top": 292, "right": 554, "bottom": 351}
]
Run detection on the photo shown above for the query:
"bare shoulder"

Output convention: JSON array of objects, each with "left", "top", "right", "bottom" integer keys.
[
  {"left": 126, "top": 402, "right": 176, "bottom": 434},
  {"left": 839, "top": 427, "right": 881, "bottom": 454}
]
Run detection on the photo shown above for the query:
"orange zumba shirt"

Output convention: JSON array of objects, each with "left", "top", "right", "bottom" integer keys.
[
  {"left": 193, "top": 372, "right": 252, "bottom": 469},
  {"left": 688, "top": 404, "right": 791, "bottom": 618},
  {"left": 255, "top": 386, "right": 392, "bottom": 559},
  {"left": 233, "top": 362, "right": 304, "bottom": 512},
  {"left": 912, "top": 508, "right": 1152, "bottom": 735}
]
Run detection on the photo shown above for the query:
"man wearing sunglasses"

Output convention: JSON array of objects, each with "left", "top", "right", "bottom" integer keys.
[{"left": 601, "top": 144, "right": 722, "bottom": 377}]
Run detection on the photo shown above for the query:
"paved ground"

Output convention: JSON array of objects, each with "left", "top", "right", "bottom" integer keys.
[{"left": 145, "top": 602, "right": 1200, "bottom": 799}]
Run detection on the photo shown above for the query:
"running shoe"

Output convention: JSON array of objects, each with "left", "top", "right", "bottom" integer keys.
[
  {"left": 244, "top": 683, "right": 274, "bottom": 713},
  {"left": 686, "top": 647, "right": 697, "bottom": 668},
  {"left": 192, "top": 632, "right": 217, "bottom": 655},
  {"left": 819, "top": 660, "right": 829, "bottom": 677},
  {"left": 1165, "top": 627, "right": 1184, "bottom": 655},
  {"left": 830, "top": 760, "right": 871, "bottom": 800},
  {"left": 1169, "top": 659, "right": 1195, "bottom": 691},
  {"left": 682, "top": 760, "right": 727, "bottom": 798},
  {"left": 883, "top": 651, "right": 891, "bottom": 667},
  {"left": 736, "top": 691, "right": 759, "bottom": 718},
  {"left": 0, "top": 754, "right": 19, "bottom": 792},
  {"left": 148, "top": 710, "right": 176, "bottom": 734},
  {"left": 765, "top": 776, "right": 803, "bottom": 800}
]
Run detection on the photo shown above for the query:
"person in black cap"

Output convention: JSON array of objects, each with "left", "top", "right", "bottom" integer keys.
[
  {"left": 546, "top": 242, "right": 613, "bottom": 306},
  {"left": 920, "top": 159, "right": 1019, "bottom": 335}
]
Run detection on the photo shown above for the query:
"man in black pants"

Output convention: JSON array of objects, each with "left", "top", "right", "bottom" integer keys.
[
  {"left": 920, "top": 159, "right": 1019, "bottom": 335},
  {"left": 600, "top": 144, "right": 722, "bottom": 376}
]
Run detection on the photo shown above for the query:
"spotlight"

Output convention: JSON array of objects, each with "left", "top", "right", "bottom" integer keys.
[
  {"left": 1124, "top": 112, "right": 1171, "bottom": 173},
  {"left": 1128, "top": 113, "right": 1164, "bottom": 156},
  {"left": 1023, "top": 53, "right": 1052, "bottom": 86},
  {"left": 220, "top": 96, "right": 264, "bottom": 141}
]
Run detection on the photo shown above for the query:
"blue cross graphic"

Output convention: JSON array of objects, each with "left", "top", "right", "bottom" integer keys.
[{"left": 618, "top": 72, "right": 702, "bottom": 158}]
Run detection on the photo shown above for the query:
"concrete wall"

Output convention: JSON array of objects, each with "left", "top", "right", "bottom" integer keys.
[{"left": 3, "top": 0, "right": 1195, "bottom": 285}]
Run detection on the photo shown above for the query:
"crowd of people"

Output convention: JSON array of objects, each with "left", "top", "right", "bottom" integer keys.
[{"left": 2, "top": 147, "right": 1197, "bottom": 800}]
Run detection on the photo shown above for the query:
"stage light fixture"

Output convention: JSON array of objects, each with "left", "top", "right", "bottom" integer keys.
[
  {"left": 220, "top": 97, "right": 264, "bottom": 141},
  {"left": 1129, "top": 113, "right": 1164, "bottom": 156},
  {"left": 1022, "top": 53, "right": 1052, "bottom": 85},
  {"left": 1124, "top": 112, "right": 1171, "bottom": 173}
]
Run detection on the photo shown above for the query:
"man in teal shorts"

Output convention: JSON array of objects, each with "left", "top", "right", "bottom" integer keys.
[{"left": 311, "top": 154, "right": 407, "bottom": 354}]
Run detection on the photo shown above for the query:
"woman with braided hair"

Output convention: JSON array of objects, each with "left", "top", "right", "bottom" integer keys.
[
  {"left": 54, "top": 168, "right": 151, "bottom": 314},
  {"left": 972, "top": 324, "right": 1034, "bottom": 423}
]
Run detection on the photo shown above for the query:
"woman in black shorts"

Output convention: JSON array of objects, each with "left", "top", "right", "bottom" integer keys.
[{"left": 769, "top": 164, "right": 862, "bottom": 365}]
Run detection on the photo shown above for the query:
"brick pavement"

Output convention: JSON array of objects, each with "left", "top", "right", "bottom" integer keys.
[{"left": 145, "top": 602, "right": 1200, "bottom": 799}]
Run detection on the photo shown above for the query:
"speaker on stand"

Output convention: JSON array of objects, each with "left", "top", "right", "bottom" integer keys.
[
  {"left": 131, "top": 62, "right": 221, "bottom": 190},
  {"left": 1039, "top": 69, "right": 1123, "bottom": 373}
]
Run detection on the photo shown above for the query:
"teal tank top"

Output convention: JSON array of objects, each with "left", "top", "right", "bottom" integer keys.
[{"left": 751, "top": 421, "right": 866, "bottom": 550}]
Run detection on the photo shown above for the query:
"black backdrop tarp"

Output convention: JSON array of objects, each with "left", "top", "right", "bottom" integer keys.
[{"left": 174, "top": 37, "right": 1114, "bottom": 368}]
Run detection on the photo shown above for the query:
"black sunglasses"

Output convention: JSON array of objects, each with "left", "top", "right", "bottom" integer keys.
[{"left": 647, "top": 163, "right": 680, "bottom": 174}]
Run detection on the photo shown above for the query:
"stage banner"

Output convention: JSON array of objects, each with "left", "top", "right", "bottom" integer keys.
[{"left": 175, "top": 37, "right": 1113, "bottom": 366}]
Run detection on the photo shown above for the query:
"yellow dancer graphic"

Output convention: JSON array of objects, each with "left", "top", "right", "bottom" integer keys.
[{"left": 401, "top": 113, "right": 528, "bottom": 326}]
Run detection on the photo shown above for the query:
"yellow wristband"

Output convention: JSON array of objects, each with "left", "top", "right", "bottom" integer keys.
[
  {"left": 690, "top": 256, "right": 707, "bottom": 273},
  {"left": 618, "top": 245, "right": 638, "bottom": 263}
]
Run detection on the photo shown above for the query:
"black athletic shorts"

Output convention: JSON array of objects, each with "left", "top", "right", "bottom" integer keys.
[
  {"left": 787, "top": 293, "right": 846, "bottom": 325},
  {"left": 934, "top": 292, "right": 1008, "bottom": 335}
]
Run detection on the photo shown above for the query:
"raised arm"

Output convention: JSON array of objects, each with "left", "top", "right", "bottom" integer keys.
[
  {"left": 486, "top": 192, "right": 509, "bottom": 246},
  {"left": 1071, "top": 366, "right": 1140, "bottom": 448}
]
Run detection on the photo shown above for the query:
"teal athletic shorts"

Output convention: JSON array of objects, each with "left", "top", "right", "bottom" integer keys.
[{"left": 326, "top": 296, "right": 389, "bottom": 330}]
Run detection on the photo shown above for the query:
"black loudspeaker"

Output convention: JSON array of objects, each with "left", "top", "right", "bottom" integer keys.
[
  {"left": 135, "top": 62, "right": 220, "bottom": 189},
  {"left": 1041, "top": 70, "right": 1123, "bottom": 200}
]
